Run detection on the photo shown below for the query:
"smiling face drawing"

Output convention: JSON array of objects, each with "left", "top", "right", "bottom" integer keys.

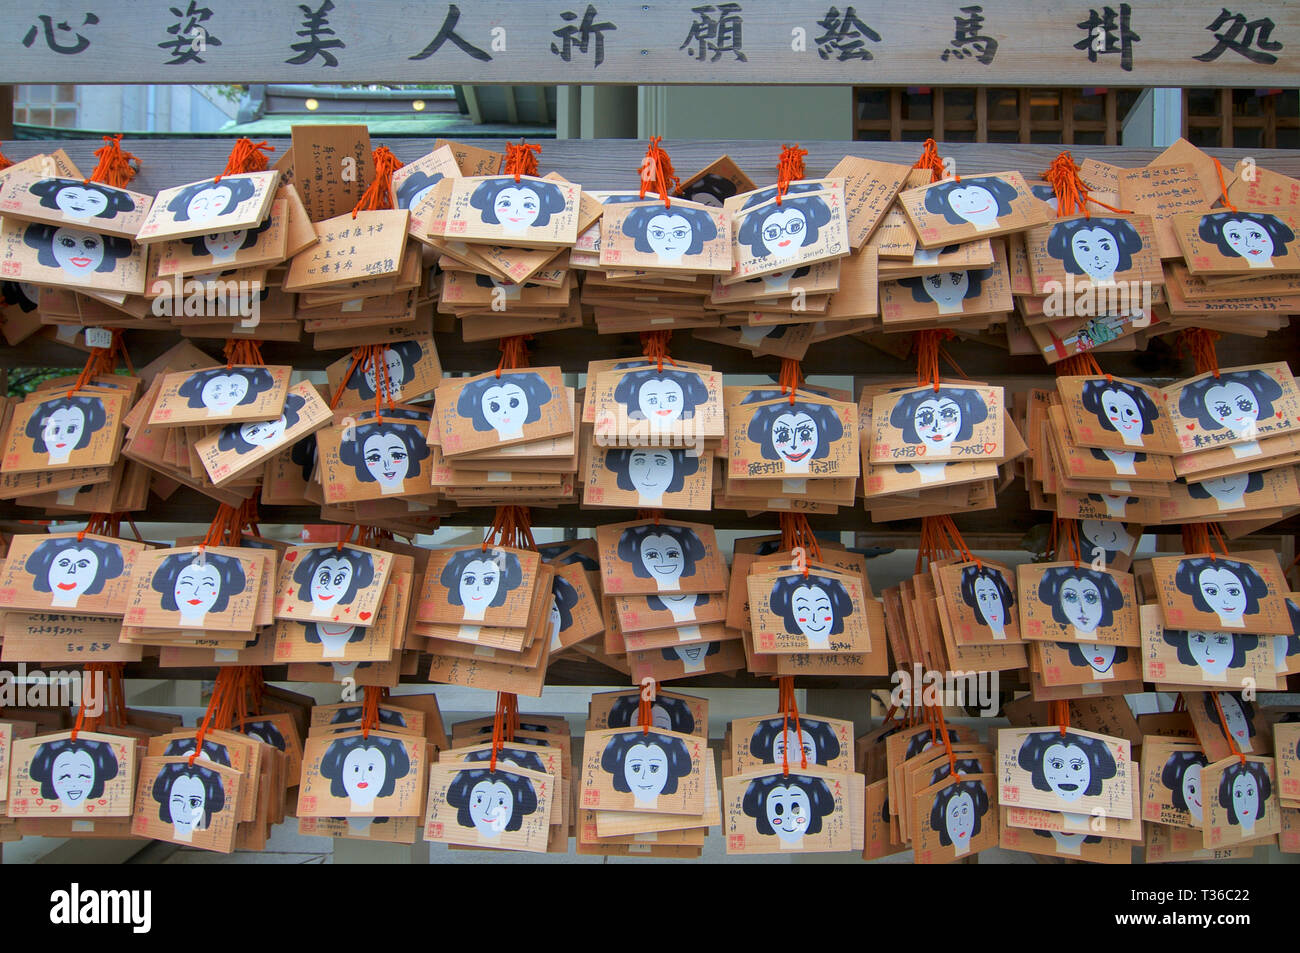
[
  {"left": 1101, "top": 448, "right": 1136, "bottom": 476},
  {"left": 492, "top": 186, "right": 543, "bottom": 233},
  {"left": 53, "top": 186, "right": 109, "bottom": 221},
  {"left": 765, "top": 782, "right": 813, "bottom": 844},
  {"left": 913, "top": 396, "right": 962, "bottom": 456},
  {"left": 46, "top": 546, "right": 100, "bottom": 608},
  {"left": 1197, "top": 567, "right": 1248, "bottom": 628},
  {"left": 169, "top": 774, "right": 207, "bottom": 840},
  {"left": 761, "top": 208, "right": 809, "bottom": 261},
  {"left": 480, "top": 382, "right": 528, "bottom": 441},
  {"left": 1100, "top": 388, "right": 1145, "bottom": 447},
  {"left": 946, "top": 184, "right": 1000, "bottom": 230},
  {"left": 771, "top": 411, "right": 819, "bottom": 473},
  {"left": 238, "top": 414, "right": 287, "bottom": 448},
  {"left": 341, "top": 745, "right": 386, "bottom": 812},
  {"left": 1042, "top": 742, "right": 1092, "bottom": 802},
  {"left": 790, "top": 583, "right": 836, "bottom": 647},
  {"left": 1183, "top": 762, "right": 1205, "bottom": 823},
  {"left": 174, "top": 563, "right": 221, "bottom": 625},
  {"left": 199, "top": 373, "right": 250, "bottom": 416},
  {"left": 1060, "top": 577, "right": 1103, "bottom": 636},
  {"left": 639, "top": 533, "right": 685, "bottom": 592},
  {"left": 1070, "top": 226, "right": 1122, "bottom": 283},
  {"left": 310, "top": 557, "right": 355, "bottom": 618},
  {"left": 50, "top": 749, "right": 96, "bottom": 811},
  {"left": 1187, "top": 631, "right": 1235, "bottom": 679},
  {"left": 672, "top": 643, "right": 709, "bottom": 671},
  {"left": 361, "top": 431, "right": 410, "bottom": 494},
  {"left": 627, "top": 449, "right": 675, "bottom": 504},
  {"left": 1203, "top": 381, "right": 1260, "bottom": 438},
  {"left": 185, "top": 185, "right": 234, "bottom": 225},
  {"left": 944, "top": 790, "right": 976, "bottom": 854},
  {"left": 771, "top": 728, "right": 817, "bottom": 767},
  {"left": 920, "top": 272, "right": 970, "bottom": 315},
  {"left": 645, "top": 212, "right": 694, "bottom": 263},
  {"left": 1199, "top": 474, "right": 1251, "bottom": 510},
  {"left": 315, "top": 622, "right": 359, "bottom": 659},
  {"left": 457, "top": 558, "right": 501, "bottom": 622},
  {"left": 973, "top": 576, "right": 1006, "bottom": 637},
  {"left": 1221, "top": 218, "right": 1276, "bottom": 267},
  {"left": 40, "top": 406, "right": 86, "bottom": 465},
  {"left": 468, "top": 778, "right": 514, "bottom": 837},
  {"left": 1081, "top": 519, "right": 1132, "bottom": 555},
  {"left": 200, "top": 230, "right": 248, "bottom": 262},
  {"left": 636, "top": 378, "right": 684, "bottom": 427},
  {"left": 1230, "top": 772, "right": 1261, "bottom": 831},
  {"left": 622, "top": 741, "right": 670, "bottom": 808},
  {"left": 50, "top": 228, "right": 106, "bottom": 276}
]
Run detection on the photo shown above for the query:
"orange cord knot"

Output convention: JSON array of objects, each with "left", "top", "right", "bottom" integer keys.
[
  {"left": 639, "top": 136, "right": 680, "bottom": 208},
  {"left": 913, "top": 329, "right": 957, "bottom": 391},
  {"left": 219, "top": 138, "right": 275, "bottom": 179},
  {"left": 912, "top": 138, "right": 948, "bottom": 184},
  {"left": 86, "top": 134, "right": 139, "bottom": 188},
  {"left": 1179, "top": 327, "right": 1222, "bottom": 379},
  {"left": 504, "top": 141, "right": 541, "bottom": 183},
  {"left": 640, "top": 330, "right": 674, "bottom": 373},
  {"left": 352, "top": 146, "right": 404, "bottom": 219},
  {"left": 778, "top": 357, "right": 803, "bottom": 406},
  {"left": 775, "top": 143, "right": 809, "bottom": 205},
  {"left": 0, "top": 146, "right": 13, "bottom": 173},
  {"left": 495, "top": 334, "right": 532, "bottom": 377}
]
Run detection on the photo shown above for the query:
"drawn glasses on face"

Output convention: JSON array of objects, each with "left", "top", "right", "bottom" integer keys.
[{"left": 888, "top": 387, "right": 989, "bottom": 458}]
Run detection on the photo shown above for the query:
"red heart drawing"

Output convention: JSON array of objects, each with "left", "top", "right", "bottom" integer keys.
[
  {"left": 1277, "top": 412, "right": 1283, "bottom": 418},
  {"left": 86, "top": 805, "right": 95, "bottom": 813},
  {"left": 359, "top": 611, "right": 372, "bottom": 621},
  {"left": 34, "top": 798, "right": 43, "bottom": 805},
  {"left": 984, "top": 442, "right": 997, "bottom": 454},
  {"left": 49, "top": 804, "right": 57, "bottom": 813},
  {"left": 284, "top": 551, "right": 297, "bottom": 561},
  {"left": 1186, "top": 424, "right": 1195, "bottom": 430},
  {"left": 915, "top": 446, "right": 926, "bottom": 457}
]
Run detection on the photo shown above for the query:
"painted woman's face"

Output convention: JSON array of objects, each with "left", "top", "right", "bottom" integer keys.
[
  {"left": 1081, "top": 519, "right": 1130, "bottom": 554},
  {"left": 1231, "top": 772, "right": 1261, "bottom": 829},
  {"left": 636, "top": 378, "right": 684, "bottom": 423},
  {"left": 54, "top": 186, "right": 108, "bottom": 220},
  {"left": 673, "top": 644, "right": 708, "bottom": 666},
  {"left": 480, "top": 382, "right": 528, "bottom": 436},
  {"left": 311, "top": 557, "right": 355, "bottom": 610},
  {"left": 944, "top": 791, "right": 975, "bottom": 852},
  {"left": 946, "top": 184, "right": 999, "bottom": 228},
  {"left": 639, "top": 533, "right": 685, "bottom": 589},
  {"left": 405, "top": 184, "right": 436, "bottom": 211},
  {"left": 973, "top": 576, "right": 1005, "bottom": 630},
  {"left": 1042, "top": 742, "right": 1092, "bottom": 802},
  {"left": 362, "top": 432, "right": 410, "bottom": 489},
  {"left": 186, "top": 185, "right": 234, "bottom": 224},
  {"left": 1182, "top": 762, "right": 1204, "bottom": 822},
  {"left": 316, "top": 622, "right": 358, "bottom": 656},
  {"left": 51, "top": 228, "right": 106, "bottom": 275},
  {"left": 650, "top": 705, "right": 674, "bottom": 732},
  {"left": 1197, "top": 567, "right": 1247, "bottom": 623},
  {"left": 622, "top": 741, "right": 669, "bottom": 804},
  {"left": 547, "top": 596, "right": 563, "bottom": 649},
  {"left": 1060, "top": 577, "right": 1104, "bottom": 634},
  {"left": 1100, "top": 388, "right": 1143, "bottom": 444},
  {"left": 1221, "top": 219, "right": 1275, "bottom": 262},
  {"left": 627, "top": 450, "right": 675, "bottom": 498},
  {"left": 363, "top": 349, "right": 406, "bottom": 400},
  {"left": 921, "top": 272, "right": 970, "bottom": 313},
  {"left": 790, "top": 584, "right": 835, "bottom": 644},
  {"left": 1081, "top": 642, "right": 1116, "bottom": 673},
  {"left": 1187, "top": 630, "right": 1234, "bottom": 677},
  {"left": 199, "top": 373, "right": 250, "bottom": 413},
  {"left": 468, "top": 778, "right": 514, "bottom": 835},
  {"left": 645, "top": 212, "right": 693, "bottom": 261},
  {"left": 458, "top": 558, "right": 501, "bottom": 616},
  {"left": 1070, "top": 226, "right": 1122, "bottom": 283},
  {"left": 1203, "top": 381, "right": 1260, "bottom": 436},
  {"left": 202, "top": 230, "right": 247, "bottom": 260},
  {"left": 493, "top": 186, "right": 543, "bottom": 231},
  {"left": 771, "top": 411, "right": 819, "bottom": 468},
  {"left": 761, "top": 208, "right": 808, "bottom": 260},
  {"left": 169, "top": 775, "right": 207, "bottom": 833},
  {"left": 1201, "top": 474, "right": 1250, "bottom": 507},
  {"left": 1102, "top": 449, "right": 1135, "bottom": 474},
  {"left": 341, "top": 746, "right": 386, "bottom": 809},
  {"left": 175, "top": 563, "right": 221, "bottom": 618},
  {"left": 238, "top": 414, "right": 287, "bottom": 448},
  {"left": 51, "top": 749, "right": 96, "bottom": 806},
  {"left": 913, "top": 397, "right": 962, "bottom": 451},
  {"left": 1218, "top": 694, "right": 1252, "bottom": 750},
  {"left": 46, "top": 546, "right": 101, "bottom": 602},
  {"left": 41, "top": 406, "right": 86, "bottom": 458},
  {"left": 771, "top": 727, "right": 817, "bottom": 765},
  {"left": 765, "top": 783, "right": 813, "bottom": 843}
]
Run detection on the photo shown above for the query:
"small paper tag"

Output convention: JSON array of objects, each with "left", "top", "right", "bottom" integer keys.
[{"left": 85, "top": 327, "right": 113, "bottom": 349}]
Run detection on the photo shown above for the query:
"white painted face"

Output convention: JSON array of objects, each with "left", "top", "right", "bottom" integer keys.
[
  {"left": 341, "top": 746, "right": 386, "bottom": 811},
  {"left": 363, "top": 349, "right": 406, "bottom": 400},
  {"left": 1099, "top": 494, "right": 1128, "bottom": 517},
  {"left": 41, "top": 405, "right": 86, "bottom": 462},
  {"left": 645, "top": 212, "right": 694, "bottom": 261},
  {"left": 761, "top": 207, "right": 808, "bottom": 260},
  {"left": 1200, "top": 474, "right": 1250, "bottom": 508},
  {"left": 170, "top": 774, "right": 208, "bottom": 835},
  {"left": 1218, "top": 694, "right": 1252, "bottom": 751},
  {"left": 185, "top": 185, "right": 234, "bottom": 224},
  {"left": 672, "top": 644, "right": 708, "bottom": 668},
  {"left": 50, "top": 228, "right": 106, "bottom": 276},
  {"left": 1081, "top": 519, "right": 1131, "bottom": 554},
  {"left": 1060, "top": 577, "right": 1104, "bottom": 635},
  {"left": 944, "top": 790, "right": 976, "bottom": 853},
  {"left": 1197, "top": 566, "right": 1248, "bottom": 626},
  {"left": 1042, "top": 742, "right": 1092, "bottom": 802},
  {"left": 627, "top": 450, "right": 675, "bottom": 500},
  {"left": 1102, "top": 449, "right": 1136, "bottom": 475},
  {"left": 1187, "top": 630, "right": 1234, "bottom": 677},
  {"left": 1099, "top": 388, "right": 1144, "bottom": 446},
  {"left": 51, "top": 749, "right": 96, "bottom": 807},
  {"left": 790, "top": 583, "right": 835, "bottom": 645},
  {"left": 1204, "top": 381, "right": 1260, "bottom": 437},
  {"left": 772, "top": 727, "right": 818, "bottom": 766},
  {"left": 639, "top": 533, "right": 686, "bottom": 590},
  {"left": 468, "top": 778, "right": 514, "bottom": 835},
  {"left": 1221, "top": 218, "right": 1275, "bottom": 264},
  {"left": 771, "top": 411, "right": 819, "bottom": 470},
  {"left": 199, "top": 373, "right": 250, "bottom": 413},
  {"left": 765, "top": 783, "right": 813, "bottom": 843},
  {"left": 657, "top": 592, "right": 698, "bottom": 622},
  {"left": 311, "top": 556, "right": 355, "bottom": 614},
  {"left": 946, "top": 184, "right": 1000, "bottom": 228},
  {"left": 920, "top": 272, "right": 970, "bottom": 313},
  {"left": 912, "top": 245, "right": 943, "bottom": 265},
  {"left": 548, "top": 596, "right": 563, "bottom": 649},
  {"left": 362, "top": 431, "right": 410, "bottom": 491},
  {"left": 175, "top": 563, "right": 221, "bottom": 621},
  {"left": 636, "top": 378, "right": 684, "bottom": 424},
  {"left": 54, "top": 185, "right": 109, "bottom": 221},
  {"left": 623, "top": 741, "right": 670, "bottom": 806},
  {"left": 493, "top": 186, "right": 543, "bottom": 232},
  {"left": 480, "top": 382, "right": 529, "bottom": 438},
  {"left": 46, "top": 545, "right": 101, "bottom": 606},
  {"left": 405, "top": 183, "right": 437, "bottom": 211},
  {"left": 1231, "top": 771, "right": 1261, "bottom": 831},
  {"left": 458, "top": 558, "right": 501, "bottom": 621},
  {"left": 237, "top": 414, "right": 287, "bottom": 448},
  {"left": 316, "top": 622, "right": 358, "bottom": 658},
  {"left": 1081, "top": 642, "right": 1116, "bottom": 673},
  {"left": 913, "top": 396, "right": 962, "bottom": 454},
  {"left": 201, "top": 230, "right": 248, "bottom": 261},
  {"left": 973, "top": 576, "right": 1005, "bottom": 633},
  {"left": 1182, "top": 762, "right": 1204, "bottom": 823},
  {"left": 1069, "top": 226, "right": 1122, "bottom": 283},
  {"left": 760, "top": 269, "right": 794, "bottom": 290},
  {"left": 650, "top": 705, "right": 674, "bottom": 732}
]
